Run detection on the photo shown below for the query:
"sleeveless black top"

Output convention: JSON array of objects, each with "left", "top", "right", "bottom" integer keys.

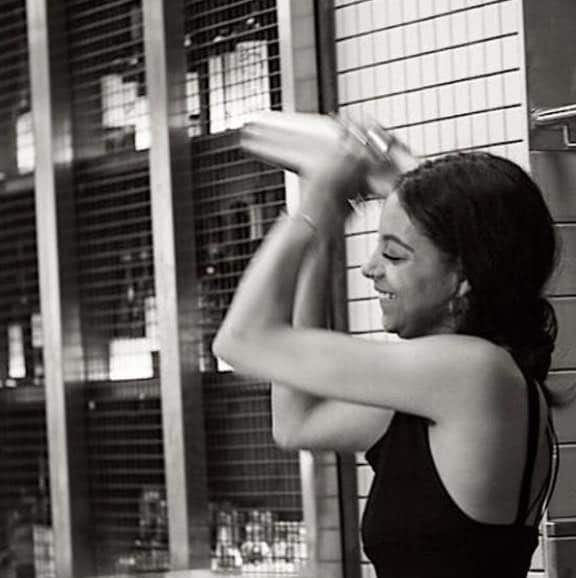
[{"left": 361, "top": 379, "right": 557, "bottom": 578}]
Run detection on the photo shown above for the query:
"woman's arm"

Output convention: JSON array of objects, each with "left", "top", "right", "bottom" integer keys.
[
  {"left": 270, "top": 235, "right": 329, "bottom": 448},
  {"left": 214, "top": 116, "right": 514, "bottom": 422},
  {"left": 213, "top": 208, "right": 504, "bottom": 421},
  {"left": 273, "top": 231, "right": 394, "bottom": 452}
]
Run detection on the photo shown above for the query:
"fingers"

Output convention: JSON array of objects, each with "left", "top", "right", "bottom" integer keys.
[
  {"left": 240, "top": 122, "right": 303, "bottom": 172},
  {"left": 242, "top": 111, "right": 339, "bottom": 147},
  {"left": 365, "top": 123, "right": 420, "bottom": 172},
  {"left": 240, "top": 119, "right": 319, "bottom": 173},
  {"left": 240, "top": 113, "right": 420, "bottom": 201},
  {"left": 240, "top": 112, "right": 354, "bottom": 176}
]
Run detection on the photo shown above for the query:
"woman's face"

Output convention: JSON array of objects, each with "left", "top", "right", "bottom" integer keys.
[{"left": 361, "top": 193, "right": 463, "bottom": 338}]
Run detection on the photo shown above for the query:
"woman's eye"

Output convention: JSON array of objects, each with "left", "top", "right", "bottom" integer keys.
[{"left": 382, "top": 253, "right": 403, "bottom": 262}]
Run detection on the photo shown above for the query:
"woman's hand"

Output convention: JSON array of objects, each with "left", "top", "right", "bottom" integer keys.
[
  {"left": 363, "top": 123, "right": 420, "bottom": 194},
  {"left": 240, "top": 112, "right": 421, "bottom": 231},
  {"left": 240, "top": 111, "right": 354, "bottom": 177},
  {"left": 241, "top": 112, "right": 419, "bottom": 192}
]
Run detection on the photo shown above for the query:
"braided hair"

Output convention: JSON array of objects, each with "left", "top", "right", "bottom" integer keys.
[{"left": 394, "top": 152, "right": 562, "bottom": 403}]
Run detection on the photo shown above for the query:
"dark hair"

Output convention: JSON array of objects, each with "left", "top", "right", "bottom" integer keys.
[{"left": 395, "top": 152, "right": 564, "bottom": 404}]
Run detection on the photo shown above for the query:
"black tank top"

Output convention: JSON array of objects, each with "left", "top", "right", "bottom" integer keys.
[{"left": 361, "top": 379, "right": 556, "bottom": 578}]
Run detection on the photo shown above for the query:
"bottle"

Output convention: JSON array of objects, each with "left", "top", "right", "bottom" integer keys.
[
  {"left": 213, "top": 511, "right": 241, "bottom": 571},
  {"left": 32, "top": 457, "right": 55, "bottom": 578},
  {"left": 31, "top": 313, "right": 44, "bottom": 387},
  {"left": 34, "top": 457, "right": 50, "bottom": 525},
  {"left": 240, "top": 510, "right": 271, "bottom": 568},
  {"left": 8, "top": 490, "right": 35, "bottom": 578}
]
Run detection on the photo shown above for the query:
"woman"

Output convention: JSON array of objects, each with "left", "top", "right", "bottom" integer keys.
[{"left": 213, "top": 112, "right": 561, "bottom": 578}]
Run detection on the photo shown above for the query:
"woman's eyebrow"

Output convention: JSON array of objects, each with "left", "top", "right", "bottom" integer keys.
[{"left": 381, "top": 234, "right": 415, "bottom": 253}]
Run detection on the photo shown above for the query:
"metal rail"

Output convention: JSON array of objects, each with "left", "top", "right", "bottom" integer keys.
[{"left": 532, "top": 104, "right": 576, "bottom": 147}]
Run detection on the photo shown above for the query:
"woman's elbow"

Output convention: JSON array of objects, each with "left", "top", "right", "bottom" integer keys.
[
  {"left": 272, "top": 425, "right": 301, "bottom": 450},
  {"left": 272, "top": 416, "right": 307, "bottom": 450},
  {"left": 211, "top": 330, "right": 228, "bottom": 361},
  {"left": 211, "top": 327, "right": 241, "bottom": 363}
]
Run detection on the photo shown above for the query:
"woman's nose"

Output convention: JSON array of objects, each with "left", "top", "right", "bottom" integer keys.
[{"left": 361, "top": 252, "right": 381, "bottom": 279}]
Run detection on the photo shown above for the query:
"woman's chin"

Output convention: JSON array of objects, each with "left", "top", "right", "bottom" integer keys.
[{"left": 381, "top": 315, "right": 397, "bottom": 333}]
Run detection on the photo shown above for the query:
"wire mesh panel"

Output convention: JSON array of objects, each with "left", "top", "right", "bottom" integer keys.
[
  {"left": 184, "top": 0, "right": 307, "bottom": 573},
  {"left": 65, "top": 0, "right": 165, "bottom": 573},
  {"left": 73, "top": 157, "right": 157, "bottom": 382},
  {"left": 203, "top": 373, "right": 305, "bottom": 573},
  {"left": 0, "top": 390, "right": 50, "bottom": 578},
  {"left": 184, "top": 0, "right": 282, "bottom": 137},
  {"left": 84, "top": 379, "right": 165, "bottom": 575},
  {"left": 0, "top": 2, "right": 51, "bottom": 576},
  {"left": 190, "top": 131, "right": 286, "bottom": 371},
  {"left": 0, "top": 2, "right": 40, "bottom": 391},
  {"left": 184, "top": 0, "right": 283, "bottom": 386},
  {"left": 67, "top": 0, "right": 149, "bottom": 160},
  {"left": 0, "top": 180, "right": 50, "bottom": 578},
  {"left": 0, "top": 0, "right": 34, "bottom": 178},
  {"left": 0, "top": 191, "right": 43, "bottom": 390}
]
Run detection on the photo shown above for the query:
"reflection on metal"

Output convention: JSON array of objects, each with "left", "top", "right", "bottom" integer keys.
[
  {"left": 523, "top": 0, "right": 576, "bottom": 151},
  {"left": 547, "top": 519, "right": 576, "bottom": 537},
  {"left": 533, "top": 104, "right": 576, "bottom": 126},
  {"left": 532, "top": 104, "right": 576, "bottom": 148},
  {"left": 142, "top": 0, "right": 211, "bottom": 570},
  {"left": 27, "top": 0, "right": 92, "bottom": 575}
]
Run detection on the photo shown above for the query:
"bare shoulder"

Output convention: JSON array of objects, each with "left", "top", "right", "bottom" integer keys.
[
  {"left": 432, "top": 334, "right": 526, "bottom": 411},
  {"left": 392, "top": 333, "right": 518, "bottom": 380}
]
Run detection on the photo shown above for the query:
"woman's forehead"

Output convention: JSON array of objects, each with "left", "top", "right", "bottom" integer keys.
[{"left": 379, "top": 194, "right": 416, "bottom": 240}]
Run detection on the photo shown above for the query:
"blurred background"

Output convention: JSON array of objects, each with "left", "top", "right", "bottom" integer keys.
[{"left": 0, "top": 1, "right": 575, "bottom": 577}]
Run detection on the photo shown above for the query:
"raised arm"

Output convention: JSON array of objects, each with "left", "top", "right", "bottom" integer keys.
[
  {"left": 273, "top": 230, "right": 394, "bottom": 452},
  {"left": 270, "top": 235, "right": 328, "bottom": 448},
  {"left": 213, "top": 114, "right": 514, "bottom": 423}
]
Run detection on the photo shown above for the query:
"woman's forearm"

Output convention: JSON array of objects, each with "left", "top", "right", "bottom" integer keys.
[
  {"left": 213, "top": 175, "right": 342, "bottom": 347},
  {"left": 271, "top": 236, "right": 333, "bottom": 447},
  {"left": 213, "top": 214, "right": 314, "bottom": 347},
  {"left": 211, "top": 178, "right": 340, "bottom": 448}
]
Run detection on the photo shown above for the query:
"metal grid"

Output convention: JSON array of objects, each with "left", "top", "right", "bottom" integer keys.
[
  {"left": 73, "top": 157, "right": 157, "bottom": 382},
  {"left": 0, "top": 2, "right": 50, "bottom": 576},
  {"left": 0, "top": 0, "right": 33, "bottom": 178},
  {"left": 67, "top": 0, "right": 149, "bottom": 160},
  {"left": 184, "top": 0, "right": 283, "bottom": 370},
  {"left": 0, "top": 0, "right": 40, "bottom": 391},
  {"left": 0, "top": 190, "right": 49, "bottom": 570},
  {"left": 84, "top": 379, "right": 165, "bottom": 575},
  {"left": 190, "top": 131, "right": 286, "bottom": 372},
  {"left": 203, "top": 373, "right": 302, "bottom": 514},
  {"left": 65, "top": 0, "right": 165, "bottom": 574},
  {"left": 72, "top": 142, "right": 166, "bottom": 575},
  {"left": 185, "top": 0, "right": 307, "bottom": 573},
  {"left": 0, "top": 391, "right": 50, "bottom": 577},
  {"left": 0, "top": 191, "right": 43, "bottom": 389},
  {"left": 203, "top": 372, "right": 305, "bottom": 573},
  {"left": 185, "top": 0, "right": 282, "bottom": 136}
]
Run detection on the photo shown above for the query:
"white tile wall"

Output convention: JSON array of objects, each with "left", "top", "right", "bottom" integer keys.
[{"left": 334, "top": 0, "right": 532, "bottom": 573}]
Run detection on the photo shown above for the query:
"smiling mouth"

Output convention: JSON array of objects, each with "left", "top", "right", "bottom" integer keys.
[{"left": 376, "top": 290, "right": 396, "bottom": 301}]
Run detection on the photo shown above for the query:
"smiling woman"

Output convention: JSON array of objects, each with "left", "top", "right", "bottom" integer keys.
[
  {"left": 362, "top": 192, "right": 468, "bottom": 338},
  {"left": 212, "top": 112, "right": 564, "bottom": 578}
]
